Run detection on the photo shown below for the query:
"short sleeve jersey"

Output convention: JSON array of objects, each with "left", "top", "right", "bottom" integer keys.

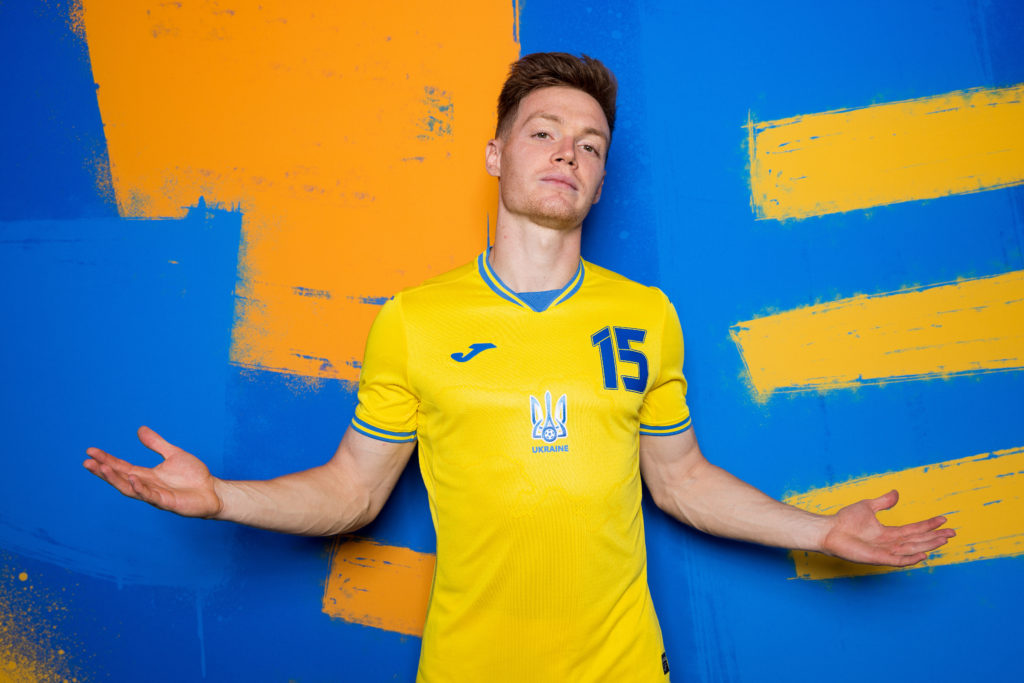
[{"left": 353, "top": 252, "right": 691, "bottom": 682}]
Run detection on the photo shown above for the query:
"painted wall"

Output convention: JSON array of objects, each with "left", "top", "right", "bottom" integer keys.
[{"left": 2, "top": 1, "right": 1021, "bottom": 681}]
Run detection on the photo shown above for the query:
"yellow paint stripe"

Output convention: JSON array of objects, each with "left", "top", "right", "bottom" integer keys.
[
  {"left": 786, "top": 446, "right": 1024, "bottom": 579},
  {"left": 322, "top": 537, "right": 434, "bottom": 637},
  {"left": 749, "top": 84, "right": 1024, "bottom": 220},
  {"left": 730, "top": 269, "right": 1024, "bottom": 397}
]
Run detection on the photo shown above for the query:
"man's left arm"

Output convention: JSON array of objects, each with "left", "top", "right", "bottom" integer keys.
[{"left": 639, "top": 429, "right": 956, "bottom": 566}]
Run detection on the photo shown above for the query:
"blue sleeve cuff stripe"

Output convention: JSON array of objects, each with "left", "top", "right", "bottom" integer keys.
[
  {"left": 351, "top": 417, "right": 417, "bottom": 443},
  {"left": 639, "top": 417, "right": 692, "bottom": 436}
]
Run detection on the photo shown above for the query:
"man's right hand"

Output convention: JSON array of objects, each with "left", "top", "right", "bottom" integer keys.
[
  {"left": 84, "top": 426, "right": 223, "bottom": 519},
  {"left": 84, "top": 425, "right": 414, "bottom": 536}
]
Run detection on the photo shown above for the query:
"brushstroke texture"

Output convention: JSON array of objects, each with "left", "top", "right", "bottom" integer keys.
[
  {"left": 749, "top": 84, "right": 1024, "bottom": 220},
  {"left": 81, "top": 0, "right": 519, "bottom": 382},
  {"left": 730, "top": 270, "right": 1024, "bottom": 397},
  {"left": 322, "top": 538, "right": 434, "bottom": 637},
  {"left": 786, "top": 446, "right": 1024, "bottom": 579}
]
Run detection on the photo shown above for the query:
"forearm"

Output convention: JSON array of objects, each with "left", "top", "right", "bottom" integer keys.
[
  {"left": 212, "top": 461, "right": 373, "bottom": 536},
  {"left": 651, "top": 458, "right": 830, "bottom": 552}
]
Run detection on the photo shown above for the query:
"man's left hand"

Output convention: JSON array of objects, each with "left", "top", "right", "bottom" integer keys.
[{"left": 822, "top": 489, "right": 956, "bottom": 566}]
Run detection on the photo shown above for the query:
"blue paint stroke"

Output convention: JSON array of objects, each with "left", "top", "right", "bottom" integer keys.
[
  {"left": 346, "top": 295, "right": 391, "bottom": 305},
  {"left": 0, "top": 201, "right": 241, "bottom": 588},
  {"left": 0, "top": 0, "right": 116, "bottom": 220},
  {"left": 293, "top": 286, "right": 332, "bottom": 299}
]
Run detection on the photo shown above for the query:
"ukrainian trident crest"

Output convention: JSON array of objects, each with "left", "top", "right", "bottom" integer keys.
[{"left": 530, "top": 391, "right": 567, "bottom": 443}]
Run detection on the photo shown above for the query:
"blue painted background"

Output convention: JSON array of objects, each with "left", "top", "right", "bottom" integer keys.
[{"left": 2, "top": 1, "right": 1021, "bottom": 680}]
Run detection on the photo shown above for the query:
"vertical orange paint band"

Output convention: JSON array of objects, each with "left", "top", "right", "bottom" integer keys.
[{"left": 83, "top": 1, "right": 520, "bottom": 382}]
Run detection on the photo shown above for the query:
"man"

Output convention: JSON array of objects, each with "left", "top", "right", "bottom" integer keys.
[{"left": 84, "top": 53, "right": 955, "bottom": 681}]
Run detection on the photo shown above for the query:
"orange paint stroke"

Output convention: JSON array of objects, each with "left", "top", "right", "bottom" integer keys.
[
  {"left": 749, "top": 83, "right": 1024, "bottom": 220},
  {"left": 82, "top": 1, "right": 520, "bottom": 382},
  {"left": 322, "top": 537, "right": 435, "bottom": 637},
  {"left": 786, "top": 446, "right": 1024, "bottom": 579}
]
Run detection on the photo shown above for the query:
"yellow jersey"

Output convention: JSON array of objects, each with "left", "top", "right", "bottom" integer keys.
[{"left": 353, "top": 252, "right": 691, "bottom": 682}]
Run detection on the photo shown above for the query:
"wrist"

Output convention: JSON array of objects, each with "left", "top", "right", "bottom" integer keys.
[
  {"left": 209, "top": 477, "right": 231, "bottom": 521},
  {"left": 812, "top": 513, "right": 838, "bottom": 555}
]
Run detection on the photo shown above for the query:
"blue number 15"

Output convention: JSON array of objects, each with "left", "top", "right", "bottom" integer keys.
[{"left": 591, "top": 326, "right": 648, "bottom": 393}]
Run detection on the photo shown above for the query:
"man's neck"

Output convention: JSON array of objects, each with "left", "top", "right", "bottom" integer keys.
[{"left": 489, "top": 213, "right": 583, "bottom": 293}]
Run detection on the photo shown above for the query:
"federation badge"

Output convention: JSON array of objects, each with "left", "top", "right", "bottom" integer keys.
[{"left": 530, "top": 391, "right": 567, "bottom": 443}]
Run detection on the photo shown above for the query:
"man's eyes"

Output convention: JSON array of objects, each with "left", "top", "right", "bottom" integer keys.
[{"left": 530, "top": 131, "right": 601, "bottom": 156}]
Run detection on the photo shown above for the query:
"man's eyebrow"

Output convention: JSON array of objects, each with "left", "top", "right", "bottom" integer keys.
[{"left": 525, "top": 112, "right": 609, "bottom": 142}]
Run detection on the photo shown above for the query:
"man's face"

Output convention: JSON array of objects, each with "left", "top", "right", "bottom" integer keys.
[{"left": 486, "top": 86, "right": 609, "bottom": 231}]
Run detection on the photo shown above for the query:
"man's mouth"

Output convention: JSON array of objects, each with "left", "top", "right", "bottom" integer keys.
[{"left": 540, "top": 175, "right": 578, "bottom": 191}]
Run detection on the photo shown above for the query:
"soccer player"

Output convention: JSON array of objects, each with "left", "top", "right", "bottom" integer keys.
[{"left": 84, "top": 53, "right": 955, "bottom": 681}]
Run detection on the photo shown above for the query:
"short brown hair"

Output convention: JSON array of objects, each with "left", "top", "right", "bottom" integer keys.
[{"left": 495, "top": 52, "right": 617, "bottom": 139}]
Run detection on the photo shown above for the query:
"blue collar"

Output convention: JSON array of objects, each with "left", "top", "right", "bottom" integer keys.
[{"left": 476, "top": 251, "right": 585, "bottom": 312}]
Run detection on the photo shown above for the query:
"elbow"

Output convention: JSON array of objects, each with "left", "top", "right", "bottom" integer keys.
[
  {"left": 646, "top": 483, "right": 676, "bottom": 516},
  {"left": 347, "top": 485, "right": 389, "bottom": 533},
  {"left": 646, "top": 480, "right": 702, "bottom": 531},
  {"left": 322, "top": 486, "right": 379, "bottom": 536}
]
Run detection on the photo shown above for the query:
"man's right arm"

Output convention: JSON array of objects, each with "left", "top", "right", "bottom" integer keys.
[{"left": 84, "top": 425, "right": 415, "bottom": 536}]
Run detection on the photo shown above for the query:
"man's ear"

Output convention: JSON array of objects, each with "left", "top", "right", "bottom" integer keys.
[
  {"left": 485, "top": 138, "right": 502, "bottom": 177},
  {"left": 592, "top": 171, "right": 606, "bottom": 205}
]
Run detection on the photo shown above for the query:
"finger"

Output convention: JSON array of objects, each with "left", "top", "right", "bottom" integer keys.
[
  {"left": 892, "top": 534, "right": 953, "bottom": 557},
  {"left": 86, "top": 458, "right": 145, "bottom": 500},
  {"left": 885, "top": 514, "right": 951, "bottom": 537},
  {"left": 867, "top": 489, "right": 900, "bottom": 513},
  {"left": 124, "top": 474, "right": 171, "bottom": 509},
  {"left": 137, "top": 426, "right": 180, "bottom": 460},
  {"left": 885, "top": 551, "right": 929, "bottom": 567},
  {"left": 85, "top": 446, "right": 138, "bottom": 474},
  {"left": 105, "top": 464, "right": 175, "bottom": 509},
  {"left": 899, "top": 527, "right": 957, "bottom": 545}
]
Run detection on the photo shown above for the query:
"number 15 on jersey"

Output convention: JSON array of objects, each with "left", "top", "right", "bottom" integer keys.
[{"left": 591, "top": 326, "right": 648, "bottom": 393}]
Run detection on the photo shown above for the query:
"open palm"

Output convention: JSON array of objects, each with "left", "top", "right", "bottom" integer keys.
[
  {"left": 84, "top": 426, "right": 222, "bottom": 518},
  {"left": 822, "top": 490, "right": 955, "bottom": 566}
]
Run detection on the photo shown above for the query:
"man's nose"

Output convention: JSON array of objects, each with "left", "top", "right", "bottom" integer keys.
[{"left": 553, "top": 142, "right": 576, "bottom": 166}]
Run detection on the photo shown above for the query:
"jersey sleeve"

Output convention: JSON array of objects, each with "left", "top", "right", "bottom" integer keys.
[
  {"left": 638, "top": 295, "right": 692, "bottom": 436},
  {"left": 351, "top": 295, "right": 419, "bottom": 443}
]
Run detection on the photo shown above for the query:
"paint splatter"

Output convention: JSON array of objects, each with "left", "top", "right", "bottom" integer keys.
[
  {"left": 0, "top": 558, "right": 87, "bottom": 682},
  {"left": 418, "top": 86, "right": 454, "bottom": 140}
]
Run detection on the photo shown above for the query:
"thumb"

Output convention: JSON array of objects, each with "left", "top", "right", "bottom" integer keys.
[
  {"left": 867, "top": 489, "right": 899, "bottom": 513},
  {"left": 137, "top": 426, "right": 179, "bottom": 460}
]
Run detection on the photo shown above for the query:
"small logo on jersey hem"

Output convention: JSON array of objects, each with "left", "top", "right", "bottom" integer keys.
[
  {"left": 530, "top": 390, "right": 567, "bottom": 446},
  {"left": 451, "top": 342, "right": 496, "bottom": 362},
  {"left": 662, "top": 652, "right": 670, "bottom": 675}
]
